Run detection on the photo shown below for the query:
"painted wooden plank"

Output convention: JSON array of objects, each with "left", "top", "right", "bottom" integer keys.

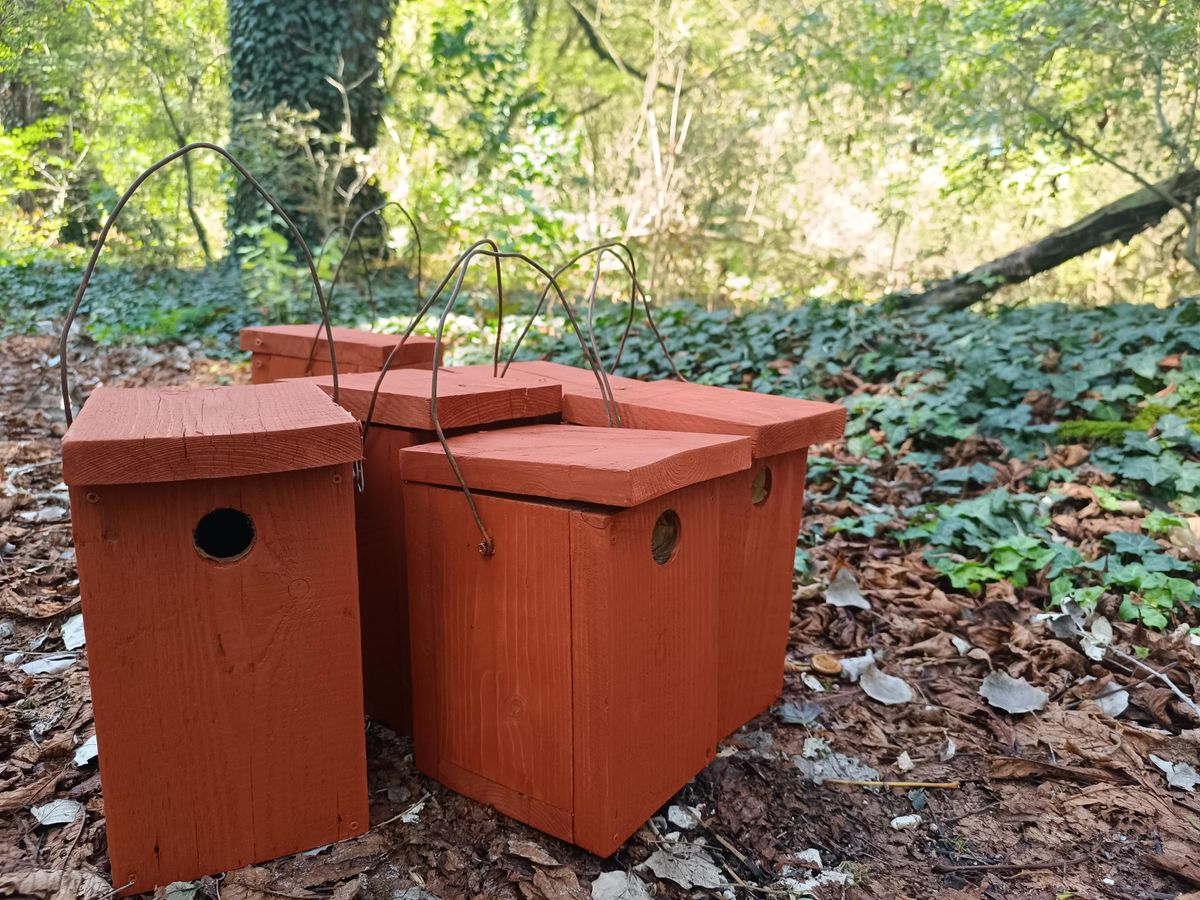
[
  {"left": 400, "top": 424, "right": 752, "bottom": 507},
  {"left": 240, "top": 324, "right": 437, "bottom": 369},
  {"left": 715, "top": 450, "right": 808, "bottom": 738},
  {"left": 302, "top": 368, "right": 563, "bottom": 430},
  {"left": 570, "top": 485, "right": 720, "bottom": 855},
  {"left": 507, "top": 361, "right": 845, "bottom": 458},
  {"left": 61, "top": 383, "right": 361, "bottom": 485},
  {"left": 493, "top": 360, "right": 654, "bottom": 393},
  {"left": 435, "top": 757, "right": 573, "bottom": 844},
  {"left": 251, "top": 353, "right": 430, "bottom": 384},
  {"left": 355, "top": 425, "right": 430, "bottom": 732},
  {"left": 70, "top": 465, "right": 368, "bottom": 894},
  {"left": 405, "top": 484, "right": 575, "bottom": 815}
]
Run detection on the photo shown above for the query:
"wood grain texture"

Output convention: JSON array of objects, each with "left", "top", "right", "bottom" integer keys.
[
  {"left": 61, "top": 383, "right": 361, "bottom": 486},
  {"left": 507, "top": 362, "right": 846, "bottom": 458},
  {"left": 715, "top": 450, "right": 808, "bottom": 738},
  {"left": 240, "top": 324, "right": 437, "bottom": 369},
  {"left": 400, "top": 424, "right": 752, "bottom": 507},
  {"left": 570, "top": 484, "right": 720, "bottom": 855},
  {"left": 405, "top": 475, "right": 723, "bottom": 856},
  {"left": 491, "top": 361, "right": 653, "bottom": 392},
  {"left": 69, "top": 465, "right": 368, "bottom": 894},
  {"left": 405, "top": 484, "right": 574, "bottom": 819},
  {"left": 301, "top": 369, "right": 563, "bottom": 430},
  {"left": 250, "top": 352, "right": 430, "bottom": 385},
  {"left": 355, "top": 425, "right": 431, "bottom": 732}
]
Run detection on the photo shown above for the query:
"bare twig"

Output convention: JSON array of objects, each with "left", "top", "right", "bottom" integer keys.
[
  {"left": 1107, "top": 646, "right": 1200, "bottom": 720},
  {"left": 933, "top": 853, "right": 1088, "bottom": 874},
  {"left": 823, "top": 779, "right": 960, "bottom": 789}
]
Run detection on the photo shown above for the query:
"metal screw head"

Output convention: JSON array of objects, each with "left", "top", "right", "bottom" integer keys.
[{"left": 85, "top": 492, "right": 99, "bottom": 503}]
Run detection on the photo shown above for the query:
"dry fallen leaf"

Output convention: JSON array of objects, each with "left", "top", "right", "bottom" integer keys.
[
  {"left": 824, "top": 568, "right": 869, "bottom": 610},
  {"left": 638, "top": 843, "right": 723, "bottom": 890},
  {"left": 591, "top": 871, "right": 652, "bottom": 900},
  {"left": 1150, "top": 755, "right": 1200, "bottom": 792},
  {"left": 506, "top": 839, "right": 560, "bottom": 867},
  {"left": 860, "top": 664, "right": 913, "bottom": 706},
  {"left": 980, "top": 671, "right": 1048, "bottom": 714}
]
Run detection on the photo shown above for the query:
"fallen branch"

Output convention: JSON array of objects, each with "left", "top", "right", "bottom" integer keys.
[
  {"left": 824, "top": 779, "right": 960, "bottom": 789},
  {"left": 894, "top": 168, "right": 1200, "bottom": 310}
]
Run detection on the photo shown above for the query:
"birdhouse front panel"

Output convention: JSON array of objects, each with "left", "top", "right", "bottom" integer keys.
[
  {"left": 62, "top": 382, "right": 367, "bottom": 894},
  {"left": 300, "top": 368, "right": 564, "bottom": 734},
  {"left": 402, "top": 425, "right": 752, "bottom": 855},
  {"left": 240, "top": 323, "right": 438, "bottom": 383},
  {"left": 496, "top": 363, "right": 846, "bottom": 737}
]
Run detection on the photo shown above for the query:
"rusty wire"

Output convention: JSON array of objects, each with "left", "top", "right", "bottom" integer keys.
[
  {"left": 301, "top": 201, "right": 424, "bottom": 374},
  {"left": 307, "top": 224, "right": 378, "bottom": 324},
  {"left": 358, "top": 242, "right": 621, "bottom": 557},
  {"left": 501, "top": 240, "right": 685, "bottom": 382},
  {"left": 59, "top": 141, "right": 339, "bottom": 426}
]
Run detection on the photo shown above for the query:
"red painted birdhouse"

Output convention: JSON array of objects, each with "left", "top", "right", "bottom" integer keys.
[
  {"left": 499, "top": 361, "right": 846, "bottom": 738},
  {"left": 240, "top": 323, "right": 438, "bottom": 383},
  {"left": 401, "top": 424, "right": 752, "bottom": 855},
  {"left": 299, "top": 367, "right": 564, "bottom": 733},
  {"left": 61, "top": 381, "right": 368, "bottom": 895}
]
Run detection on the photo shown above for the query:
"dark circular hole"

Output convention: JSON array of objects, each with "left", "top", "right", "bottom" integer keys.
[
  {"left": 193, "top": 508, "right": 256, "bottom": 562},
  {"left": 750, "top": 465, "right": 773, "bottom": 506},
  {"left": 651, "top": 509, "right": 681, "bottom": 565}
]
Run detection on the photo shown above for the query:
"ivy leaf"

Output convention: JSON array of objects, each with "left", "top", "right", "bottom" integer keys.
[{"left": 1105, "top": 532, "right": 1163, "bottom": 557}]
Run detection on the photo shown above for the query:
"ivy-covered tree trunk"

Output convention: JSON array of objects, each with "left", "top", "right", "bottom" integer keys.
[{"left": 227, "top": 0, "right": 395, "bottom": 247}]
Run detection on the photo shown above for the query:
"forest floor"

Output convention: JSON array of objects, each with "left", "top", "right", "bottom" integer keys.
[{"left": 3, "top": 325, "right": 1200, "bottom": 900}]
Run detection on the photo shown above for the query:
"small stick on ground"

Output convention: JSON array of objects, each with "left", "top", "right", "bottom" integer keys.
[
  {"left": 933, "top": 853, "right": 1088, "bottom": 874},
  {"left": 824, "top": 779, "right": 960, "bottom": 789},
  {"left": 1108, "top": 647, "right": 1200, "bottom": 720},
  {"left": 938, "top": 800, "right": 1002, "bottom": 827},
  {"left": 1064, "top": 662, "right": 1179, "bottom": 709}
]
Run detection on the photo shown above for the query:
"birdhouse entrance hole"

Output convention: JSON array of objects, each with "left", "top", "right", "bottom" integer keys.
[
  {"left": 193, "top": 507, "right": 256, "bottom": 562},
  {"left": 750, "top": 466, "right": 773, "bottom": 506},
  {"left": 651, "top": 509, "right": 681, "bottom": 565}
]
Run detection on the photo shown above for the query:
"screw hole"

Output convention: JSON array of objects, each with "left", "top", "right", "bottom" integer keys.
[
  {"left": 750, "top": 466, "right": 773, "bottom": 506},
  {"left": 193, "top": 508, "right": 256, "bottom": 563},
  {"left": 651, "top": 509, "right": 680, "bottom": 565}
]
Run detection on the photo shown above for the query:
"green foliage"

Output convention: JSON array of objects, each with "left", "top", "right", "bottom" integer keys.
[{"left": 9, "top": 0, "right": 1200, "bottom": 300}]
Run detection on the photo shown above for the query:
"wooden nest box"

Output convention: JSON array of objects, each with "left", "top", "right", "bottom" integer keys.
[
  {"left": 61, "top": 381, "right": 369, "bottom": 895},
  {"left": 240, "top": 323, "right": 438, "bottom": 382},
  {"left": 500, "top": 361, "right": 847, "bottom": 738},
  {"left": 402, "top": 423, "right": 752, "bottom": 855}
]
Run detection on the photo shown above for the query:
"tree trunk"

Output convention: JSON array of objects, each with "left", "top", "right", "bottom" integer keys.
[
  {"left": 896, "top": 168, "right": 1200, "bottom": 310},
  {"left": 227, "top": 0, "right": 395, "bottom": 246}
]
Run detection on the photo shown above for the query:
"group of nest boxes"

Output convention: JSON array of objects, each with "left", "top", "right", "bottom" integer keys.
[
  {"left": 61, "top": 318, "right": 843, "bottom": 894},
  {"left": 254, "top": 326, "right": 844, "bottom": 856}
]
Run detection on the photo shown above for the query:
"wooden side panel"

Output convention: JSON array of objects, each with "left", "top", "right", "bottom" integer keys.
[
  {"left": 401, "top": 425, "right": 752, "bottom": 507},
  {"left": 405, "top": 484, "right": 574, "bottom": 820},
  {"left": 252, "top": 353, "right": 375, "bottom": 384},
  {"left": 715, "top": 450, "right": 808, "bottom": 738},
  {"left": 356, "top": 425, "right": 429, "bottom": 732},
  {"left": 569, "top": 484, "right": 720, "bottom": 855},
  {"left": 240, "top": 324, "right": 437, "bottom": 369},
  {"left": 253, "top": 354, "right": 431, "bottom": 385},
  {"left": 70, "top": 466, "right": 367, "bottom": 894}
]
